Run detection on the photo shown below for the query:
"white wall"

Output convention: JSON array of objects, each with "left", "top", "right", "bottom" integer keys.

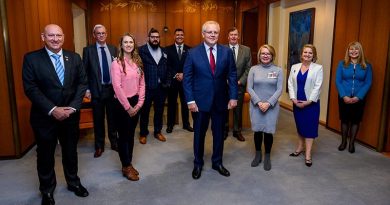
[
  {"left": 72, "top": 3, "right": 87, "bottom": 56},
  {"left": 268, "top": 0, "right": 336, "bottom": 123}
]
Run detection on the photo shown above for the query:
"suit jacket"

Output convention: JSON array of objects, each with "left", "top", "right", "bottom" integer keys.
[
  {"left": 288, "top": 62, "right": 323, "bottom": 102},
  {"left": 227, "top": 44, "right": 252, "bottom": 86},
  {"left": 166, "top": 43, "right": 190, "bottom": 79},
  {"left": 82, "top": 43, "right": 117, "bottom": 99},
  {"left": 183, "top": 43, "right": 238, "bottom": 112},
  {"left": 139, "top": 44, "right": 170, "bottom": 89},
  {"left": 22, "top": 48, "right": 88, "bottom": 126}
]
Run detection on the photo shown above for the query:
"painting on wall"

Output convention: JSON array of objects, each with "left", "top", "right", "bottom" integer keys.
[{"left": 286, "top": 8, "right": 315, "bottom": 90}]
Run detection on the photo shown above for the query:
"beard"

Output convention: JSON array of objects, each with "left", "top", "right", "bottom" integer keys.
[{"left": 149, "top": 40, "right": 160, "bottom": 50}]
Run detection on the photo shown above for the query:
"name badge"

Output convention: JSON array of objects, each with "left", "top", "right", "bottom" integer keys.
[{"left": 267, "top": 72, "right": 278, "bottom": 79}]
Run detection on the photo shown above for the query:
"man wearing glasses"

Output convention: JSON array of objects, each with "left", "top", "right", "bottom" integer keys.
[
  {"left": 183, "top": 21, "right": 238, "bottom": 179},
  {"left": 139, "top": 28, "right": 170, "bottom": 144},
  {"left": 83, "top": 24, "right": 118, "bottom": 158}
]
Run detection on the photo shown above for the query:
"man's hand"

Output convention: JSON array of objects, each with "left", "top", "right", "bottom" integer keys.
[
  {"left": 343, "top": 96, "right": 352, "bottom": 104},
  {"left": 228, "top": 100, "right": 237, "bottom": 110},
  {"left": 176, "top": 73, "right": 184, "bottom": 81},
  {"left": 188, "top": 102, "right": 199, "bottom": 112},
  {"left": 52, "top": 107, "right": 73, "bottom": 121},
  {"left": 350, "top": 97, "right": 359, "bottom": 104},
  {"left": 84, "top": 90, "right": 91, "bottom": 99}
]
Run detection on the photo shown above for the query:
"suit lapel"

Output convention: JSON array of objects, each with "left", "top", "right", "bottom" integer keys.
[
  {"left": 63, "top": 51, "right": 71, "bottom": 87},
  {"left": 237, "top": 45, "right": 243, "bottom": 67},
  {"left": 200, "top": 44, "right": 213, "bottom": 76},
  {"left": 41, "top": 48, "right": 63, "bottom": 86},
  {"left": 91, "top": 46, "right": 102, "bottom": 82}
]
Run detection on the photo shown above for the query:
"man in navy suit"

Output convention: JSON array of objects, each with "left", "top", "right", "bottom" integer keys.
[
  {"left": 83, "top": 24, "right": 118, "bottom": 158},
  {"left": 183, "top": 21, "right": 238, "bottom": 179},
  {"left": 166, "top": 28, "right": 193, "bottom": 134},
  {"left": 22, "top": 24, "right": 89, "bottom": 205},
  {"left": 138, "top": 28, "right": 170, "bottom": 144}
]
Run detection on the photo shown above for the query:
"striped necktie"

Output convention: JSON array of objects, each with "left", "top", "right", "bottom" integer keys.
[{"left": 51, "top": 54, "right": 64, "bottom": 85}]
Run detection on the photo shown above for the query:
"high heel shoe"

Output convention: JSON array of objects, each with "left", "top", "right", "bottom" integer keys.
[
  {"left": 305, "top": 158, "right": 312, "bottom": 167},
  {"left": 289, "top": 151, "right": 303, "bottom": 157}
]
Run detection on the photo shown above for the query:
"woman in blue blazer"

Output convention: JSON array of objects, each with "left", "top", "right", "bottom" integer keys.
[
  {"left": 288, "top": 44, "right": 323, "bottom": 167},
  {"left": 335, "top": 42, "right": 372, "bottom": 153}
]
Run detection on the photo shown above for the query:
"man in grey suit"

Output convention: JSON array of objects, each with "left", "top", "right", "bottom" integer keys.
[
  {"left": 83, "top": 24, "right": 118, "bottom": 158},
  {"left": 225, "top": 27, "right": 252, "bottom": 141}
]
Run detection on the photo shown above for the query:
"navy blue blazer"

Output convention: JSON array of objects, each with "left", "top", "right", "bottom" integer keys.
[
  {"left": 183, "top": 43, "right": 238, "bottom": 112},
  {"left": 139, "top": 44, "right": 170, "bottom": 89}
]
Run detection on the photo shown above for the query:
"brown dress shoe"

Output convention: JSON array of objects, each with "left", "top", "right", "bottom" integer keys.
[
  {"left": 94, "top": 148, "right": 104, "bottom": 158},
  {"left": 122, "top": 166, "right": 139, "bottom": 181},
  {"left": 233, "top": 132, "right": 245, "bottom": 142},
  {"left": 154, "top": 133, "right": 166, "bottom": 142},
  {"left": 128, "top": 165, "right": 139, "bottom": 175},
  {"left": 139, "top": 136, "right": 147, "bottom": 144}
]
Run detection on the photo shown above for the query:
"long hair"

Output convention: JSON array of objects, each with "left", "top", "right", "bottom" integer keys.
[
  {"left": 343, "top": 41, "right": 367, "bottom": 69},
  {"left": 117, "top": 33, "right": 143, "bottom": 75},
  {"left": 300, "top": 44, "right": 317, "bottom": 63}
]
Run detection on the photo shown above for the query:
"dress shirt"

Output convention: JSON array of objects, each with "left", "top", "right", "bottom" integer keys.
[
  {"left": 147, "top": 43, "right": 162, "bottom": 64},
  {"left": 96, "top": 43, "right": 112, "bottom": 84},
  {"left": 203, "top": 42, "right": 217, "bottom": 64},
  {"left": 229, "top": 44, "right": 238, "bottom": 61}
]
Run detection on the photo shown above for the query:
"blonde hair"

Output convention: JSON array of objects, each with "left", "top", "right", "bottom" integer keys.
[
  {"left": 117, "top": 33, "right": 143, "bottom": 75},
  {"left": 300, "top": 44, "right": 317, "bottom": 63},
  {"left": 343, "top": 41, "right": 367, "bottom": 69},
  {"left": 257, "top": 44, "right": 276, "bottom": 64}
]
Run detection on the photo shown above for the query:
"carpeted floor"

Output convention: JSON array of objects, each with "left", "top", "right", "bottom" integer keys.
[{"left": 1, "top": 108, "right": 389, "bottom": 205}]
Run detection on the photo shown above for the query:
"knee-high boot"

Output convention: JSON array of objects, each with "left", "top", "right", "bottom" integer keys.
[
  {"left": 349, "top": 123, "right": 359, "bottom": 153},
  {"left": 338, "top": 122, "right": 349, "bottom": 151}
]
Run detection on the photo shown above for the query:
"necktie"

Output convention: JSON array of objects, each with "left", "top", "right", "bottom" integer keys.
[
  {"left": 100, "top": 47, "right": 110, "bottom": 84},
  {"left": 178, "top": 45, "right": 182, "bottom": 60},
  {"left": 209, "top": 47, "right": 215, "bottom": 74},
  {"left": 51, "top": 54, "right": 64, "bottom": 85},
  {"left": 232, "top": 46, "right": 236, "bottom": 62}
]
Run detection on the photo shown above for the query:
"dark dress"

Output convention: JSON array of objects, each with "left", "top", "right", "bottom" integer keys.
[{"left": 293, "top": 71, "right": 320, "bottom": 138}]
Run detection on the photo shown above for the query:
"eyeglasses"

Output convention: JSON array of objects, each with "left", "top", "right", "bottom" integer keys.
[
  {"left": 95, "top": 32, "right": 106, "bottom": 36},
  {"left": 203, "top": 31, "right": 219, "bottom": 35}
]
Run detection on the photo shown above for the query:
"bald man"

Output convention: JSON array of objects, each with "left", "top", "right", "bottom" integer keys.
[{"left": 23, "top": 24, "right": 89, "bottom": 205}]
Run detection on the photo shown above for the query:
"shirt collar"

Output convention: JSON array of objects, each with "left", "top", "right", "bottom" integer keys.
[{"left": 45, "top": 47, "right": 63, "bottom": 57}]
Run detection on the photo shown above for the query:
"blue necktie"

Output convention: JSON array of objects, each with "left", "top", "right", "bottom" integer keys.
[
  {"left": 51, "top": 54, "right": 64, "bottom": 85},
  {"left": 100, "top": 47, "right": 110, "bottom": 84}
]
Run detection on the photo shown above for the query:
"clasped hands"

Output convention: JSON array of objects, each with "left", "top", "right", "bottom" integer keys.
[
  {"left": 127, "top": 106, "right": 140, "bottom": 117},
  {"left": 343, "top": 96, "right": 359, "bottom": 104},
  {"left": 292, "top": 99, "right": 311, "bottom": 108},
  {"left": 257, "top": 101, "right": 270, "bottom": 112},
  {"left": 188, "top": 100, "right": 237, "bottom": 112},
  {"left": 52, "top": 107, "right": 76, "bottom": 121}
]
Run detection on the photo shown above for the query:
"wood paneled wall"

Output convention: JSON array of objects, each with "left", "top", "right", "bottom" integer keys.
[
  {"left": 1, "top": 0, "right": 75, "bottom": 157},
  {"left": 327, "top": 0, "right": 390, "bottom": 149}
]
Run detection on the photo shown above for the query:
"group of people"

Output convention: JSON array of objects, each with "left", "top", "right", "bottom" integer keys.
[{"left": 22, "top": 21, "right": 372, "bottom": 205}]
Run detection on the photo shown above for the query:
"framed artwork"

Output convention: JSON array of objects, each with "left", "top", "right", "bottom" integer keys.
[{"left": 286, "top": 8, "right": 315, "bottom": 91}]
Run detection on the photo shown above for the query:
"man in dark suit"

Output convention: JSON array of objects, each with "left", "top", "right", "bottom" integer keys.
[
  {"left": 183, "top": 21, "right": 238, "bottom": 180},
  {"left": 166, "top": 28, "right": 193, "bottom": 133},
  {"left": 22, "top": 24, "right": 89, "bottom": 205},
  {"left": 83, "top": 24, "right": 118, "bottom": 158},
  {"left": 138, "top": 28, "right": 170, "bottom": 144},
  {"left": 224, "top": 27, "right": 252, "bottom": 141}
]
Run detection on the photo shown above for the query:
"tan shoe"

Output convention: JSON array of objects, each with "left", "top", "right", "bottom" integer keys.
[
  {"left": 122, "top": 166, "right": 139, "bottom": 181},
  {"left": 139, "top": 136, "right": 147, "bottom": 144},
  {"left": 154, "top": 133, "right": 166, "bottom": 142},
  {"left": 128, "top": 165, "right": 139, "bottom": 175}
]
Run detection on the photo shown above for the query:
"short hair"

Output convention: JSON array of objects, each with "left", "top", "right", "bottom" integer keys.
[
  {"left": 227, "top": 27, "right": 238, "bottom": 34},
  {"left": 148, "top": 28, "right": 159, "bottom": 37},
  {"left": 92, "top": 24, "right": 106, "bottom": 34},
  {"left": 174, "top": 28, "right": 184, "bottom": 33},
  {"left": 300, "top": 44, "right": 318, "bottom": 63},
  {"left": 343, "top": 41, "right": 367, "bottom": 69},
  {"left": 202, "top": 21, "right": 220, "bottom": 33},
  {"left": 257, "top": 44, "right": 276, "bottom": 64}
]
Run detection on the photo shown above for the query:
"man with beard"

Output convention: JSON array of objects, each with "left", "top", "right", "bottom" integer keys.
[{"left": 138, "top": 28, "right": 170, "bottom": 144}]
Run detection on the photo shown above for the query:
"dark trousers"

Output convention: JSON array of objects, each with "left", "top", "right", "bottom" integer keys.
[
  {"left": 140, "top": 85, "right": 167, "bottom": 136},
  {"left": 193, "top": 104, "right": 226, "bottom": 168},
  {"left": 92, "top": 86, "right": 117, "bottom": 150},
  {"left": 167, "top": 81, "right": 191, "bottom": 128},
  {"left": 33, "top": 116, "right": 81, "bottom": 194},
  {"left": 225, "top": 85, "right": 245, "bottom": 132},
  {"left": 114, "top": 96, "right": 139, "bottom": 167}
]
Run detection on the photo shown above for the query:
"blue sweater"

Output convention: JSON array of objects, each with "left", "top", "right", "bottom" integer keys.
[{"left": 335, "top": 60, "right": 372, "bottom": 100}]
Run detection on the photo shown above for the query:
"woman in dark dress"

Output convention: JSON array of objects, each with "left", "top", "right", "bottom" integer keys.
[
  {"left": 335, "top": 42, "right": 372, "bottom": 153},
  {"left": 287, "top": 44, "right": 323, "bottom": 167}
]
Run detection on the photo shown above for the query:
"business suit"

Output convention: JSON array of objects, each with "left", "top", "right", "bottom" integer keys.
[
  {"left": 166, "top": 43, "right": 192, "bottom": 130},
  {"left": 82, "top": 43, "right": 117, "bottom": 152},
  {"left": 225, "top": 44, "right": 252, "bottom": 136},
  {"left": 183, "top": 42, "right": 238, "bottom": 168},
  {"left": 139, "top": 44, "right": 170, "bottom": 137},
  {"left": 22, "top": 47, "right": 88, "bottom": 194}
]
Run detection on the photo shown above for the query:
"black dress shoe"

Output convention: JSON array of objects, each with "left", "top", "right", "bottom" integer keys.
[
  {"left": 183, "top": 126, "right": 194, "bottom": 132},
  {"left": 305, "top": 158, "right": 312, "bottom": 167},
  {"left": 192, "top": 167, "right": 202, "bottom": 179},
  {"left": 94, "top": 148, "right": 103, "bottom": 158},
  {"left": 41, "top": 193, "right": 55, "bottom": 205},
  {"left": 67, "top": 184, "right": 89, "bottom": 197},
  {"left": 166, "top": 126, "right": 173, "bottom": 133},
  {"left": 212, "top": 164, "right": 230, "bottom": 177}
]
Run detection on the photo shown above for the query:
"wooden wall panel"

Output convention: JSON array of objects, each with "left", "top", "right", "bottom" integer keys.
[
  {"left": 110, "top": 4, "right": 130, "bottom": 47},
  {"left": 165, "top": 0, "right": 184, "bottom": 46},
  {"left": 183, "top": 1, "right": 201, "bottom": 46},
  {"left": 217, "top": 0, "right": 235, "bottom": 45},
  {"left": 129, "top": 7, "right": 148, "bottom": 47},
  {"left": 87, "top": 0, "right": 110, "bottom": 44}
]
